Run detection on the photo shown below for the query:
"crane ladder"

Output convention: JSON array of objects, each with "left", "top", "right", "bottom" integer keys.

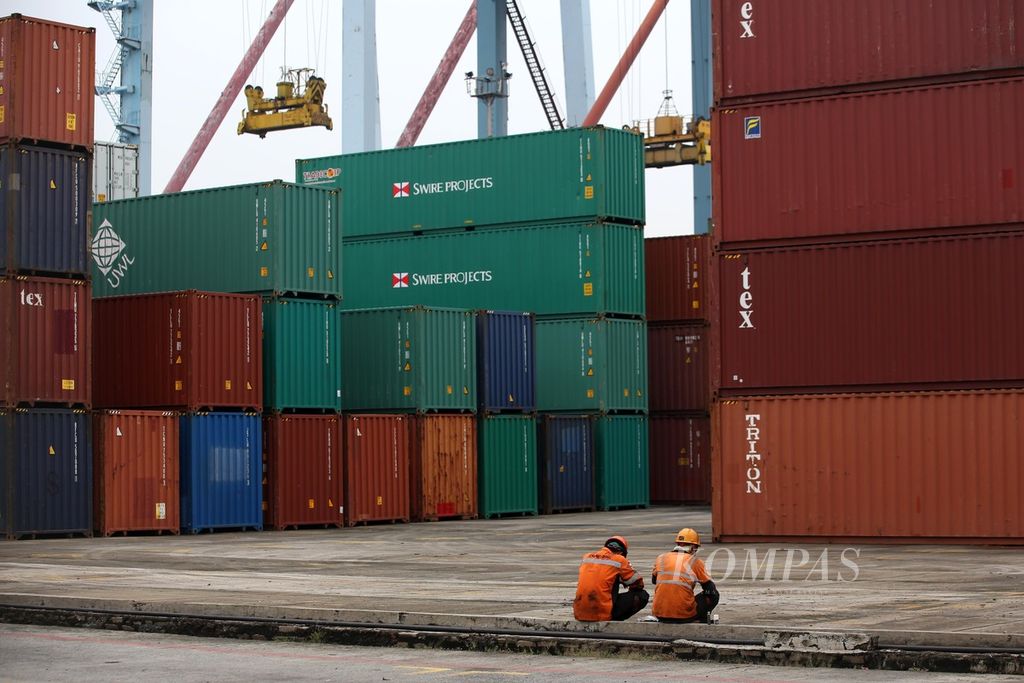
[{"left": 506, "top": 0, "right": 564, "bottom": 130}]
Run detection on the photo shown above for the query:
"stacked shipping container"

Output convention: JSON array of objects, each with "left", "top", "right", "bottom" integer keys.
[{"left": 711, "top": 0, "right": 1024, "bottom": 543}]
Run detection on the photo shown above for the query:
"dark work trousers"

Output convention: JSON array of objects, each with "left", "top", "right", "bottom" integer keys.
[
  {"left": 656, "top": 592, "right": 719, "bottom": 623},
  {"left": 611, "top": 588, "right": 650, "bottom": 621}
]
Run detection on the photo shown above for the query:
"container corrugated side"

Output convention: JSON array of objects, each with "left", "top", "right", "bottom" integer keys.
[
  {"left": 0, "top": 144, "right": 90, "bottom": 276},
  {"left": 263, "top": 414, "right": 343, "bottom": 529},
  {"left": 1, "top": 276, "right": 91, "bottom": 407},
  {"left": 477, "top": 311, "right": 535, "bottom": 413},
  {"left": 594, "top": 414, "right": 648, "bottom": 510},
  {"left": 179, "top": 413, "right": 262, "bottom": 533},
  {"left": 90, "top": 181, "right": 341, "bottom": 298},
  {"left": 1, "top": 408, "right": 92, "bottom": 538},
  {"left": 717, "top": 231, "right": 1024, "bottom": 394},
  {"left": 93, "top": 410, "right": 179, "bottom": 536},
  {"left": 713, "top": 391, "right": 1024, "bottom": 543},
  {"left": 263, "top": 297, "right": 341, "bottom": 411},
  {"left": 0, "top": 15, "right": 95, "bottom": 149},
  {"left": 94, "top": 292, "right": 262, "bottom": 411},
  {"left": 478, "top": 414, "right": 538, "bottom": 518},
  {"left": 343, "top": 414, "right": 410, "bottom": 525},
  {"left": 644, "top": 235, "right": 710, "bottom": 322},
  {"left": 648, "top": 323, "right": 710, "bottom": 413},
  {"left": 713, "top": 78, "right": 1024, "bottom": 247},
  {"left": 538, "top": 415, "right": 594, "bottom": 514},
  {"left": 93, "top": 141, "right": 139, "bottom": 202},
  {"left": 714, "top": 0, "right": 1024, "bottom": 104},
  {"left": 535, "top": 317, "right": 648, "bottom": 412},
  {"left": 341, "top": 307, "right": 476, "bottom": 412},
  {"left": 296, "top": 127, "right": 644, "bottom": 238},
  {"left": 411, "top": 415, "right": 477, "bottom": 521},
  {"left": 649, "top": 415, "right": 710, "bottom": 505}
]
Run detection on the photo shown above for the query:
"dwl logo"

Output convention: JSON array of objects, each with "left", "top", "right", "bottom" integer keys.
[
  {"left": 744, "top": 116, "right": 761, "bottom": 140},
  {"left": 92, "top": 219, "right": 134, "bottom": 288},
  {"left": 392, "top": 182, "right": 410, "bottom": 198},
  {"left": 392, "top": 273, "right": 409, "bottom": 288}
]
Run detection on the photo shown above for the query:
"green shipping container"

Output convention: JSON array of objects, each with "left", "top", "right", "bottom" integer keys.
[
  {"left": 263, "top": 298, "right": 342, "bottom": 411},
  {"left": 478, "top": 414, "right": 538, "bottom": 518},
  {"left": 536, "top": 317, "right": 648, "bottom": 412},
  {"left": 595, "top": 414, "right": 649, "bottom": 510},
  {"left": 341, "top": 306, "right": 476, "bottom": 412},
  {"left": 295, "top": 127, "right": 644, "bottom": 238},
  {"left": 341, "top": 223, "right": 644, "bottom": 316},
  {"left": 91, "top": 181, "right": 341, "bottom": 298}
]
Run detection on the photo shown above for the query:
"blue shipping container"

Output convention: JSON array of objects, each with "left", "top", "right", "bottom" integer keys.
[
  {"left": 0, "top": 144, "right": 90, "bottom": 276},
  {"left": 179, "top": 413, "right": 262, "bottom": 533},
  {"left": 538, "top": 415, "right": 594, "bottom": 514},
  {"left": 477, "top": 311, "right": 535, "bottom": 413},
  {"left": 0, "top": 409, "right": 92, "bottom": 538}
]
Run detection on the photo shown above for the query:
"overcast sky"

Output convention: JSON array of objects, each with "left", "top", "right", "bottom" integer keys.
[{"left": 12, "top": 0, "right": 697, "bottom": 236}]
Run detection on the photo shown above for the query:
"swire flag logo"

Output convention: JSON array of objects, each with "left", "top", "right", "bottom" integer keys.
[
  {"left": 392, "top": 273, "right": 410, "bottom": 288},
  {"left": 392, "top": 181, "right": 410, "bottom": 198}
]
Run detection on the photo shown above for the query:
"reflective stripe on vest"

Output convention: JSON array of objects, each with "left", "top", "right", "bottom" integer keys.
[
  {"left": 582, "top": 557, "right": 622, "bottom": 569},
  {"left": 656, "top": 554, "right": 697, "bottom": 588}
]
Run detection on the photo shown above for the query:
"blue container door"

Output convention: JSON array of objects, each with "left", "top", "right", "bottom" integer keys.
[
  {"left": 180, "top": 413, "right": 262, "bottom": 532},
  {"left": 478, "top": 311, "right": 535, "bottom": 412},
  {"left": 4, "top": 409, "right": 92, "bottom": 537},
  {"left": 540, "top": 415, "right": 594, "bottom": 513}
]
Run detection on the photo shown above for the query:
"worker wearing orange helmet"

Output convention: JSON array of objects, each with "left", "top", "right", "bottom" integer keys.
[
  {"left": 573, "top": 535, "right": 649, "bottom": 621},
  {"left": 651, "top": 528, "right": 720, "bottom": 623}
]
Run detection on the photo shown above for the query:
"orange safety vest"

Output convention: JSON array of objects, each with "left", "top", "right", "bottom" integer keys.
[
  {"left": 651, "top": 551, "right": 711, "bottom": 620},
  {"left": 573, "top": 547, "right": 643, "bottom": 621}
]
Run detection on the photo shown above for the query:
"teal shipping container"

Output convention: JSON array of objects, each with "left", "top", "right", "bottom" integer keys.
[
  {"left": 536, "top": 317, "right": 648, "bottom": 412},
  {"left": 295, "top": 127, "right": 644, "bottom": 238},
  {"left": 263, "top": 297, "right": 341, "bottom": 411},
  {"left": 341, "top": 223, "right": 644, "bottom": 316},
  {"left": 595, "top": 414, "right": 649, "bottom": 510},
  {"left": 340, "top": 306, "right": 476, "bottom": 412},
  {"left": 478, "top": 414, "right": 538, "bottom": 518},
  {"left": 90, "top": 180, "right": 341, "bottom": 298}
]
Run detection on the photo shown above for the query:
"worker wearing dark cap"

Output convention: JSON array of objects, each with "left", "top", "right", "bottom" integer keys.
[{"left": 573, "top": 535, "right": 649, "bottom": 621}]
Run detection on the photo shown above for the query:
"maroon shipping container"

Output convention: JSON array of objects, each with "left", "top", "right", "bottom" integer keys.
[
  {"left": 712, "top": 391, "right": 1024, "bottom": 543},
  {"left": 648, "top": 323, "right": 711, "bottom": 413},
  {"left": 649, "top": 415, "right": 711, "bottom": 505},
  {"left": 93, "top": 410, "right": 180, "bottom": 536},
  {"left": 645, "top": 235, "right": 711, "bottom": 322},
  {"left": 93, "top": 291, "right": 262, "bottom": 411},
  {"left": 0, "top": 275, "right": 91, "bottom": 407},
  {"left": 713, "top": 78, "right": 1024, "bottom": 247},
  {"left": 343, "top": 414, "right": 410, "bottom": 525},
  {"left": 263, "top": 414, "right": 343, "bottom": 530},
  {"left": 0, "top": 15, "right": 95, "bottom": 149},
  {"left": 411, "top": 415, "right": 478, "bottom": 522},
  {"left": 715, "top": 231, "right": 1024, "bottom": 394},
  {"left": 714, "top": 0, "right": 1024, "bottom": 104}
]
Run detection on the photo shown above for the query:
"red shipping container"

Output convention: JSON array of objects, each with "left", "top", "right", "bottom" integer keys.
[
  {"left": 0, "top": 275, "right": 91, "bottom": 407},
  {"left": 648, "top": 323, "right": 711, "bottom": 413},
  {"left": 714, "top": 0, "right": 1024, "bottom": 104},
  {"left": 0, "top": 15, "right": 95, "bottom": 149},
  {"left": 263, "top": 414, "right": 343, "bottom": 530},
  {"left": 713, "top": 78, "right": 1024, "bottom": 247},
  {"left": 411, "top": 415, "right": 478, "bottom": 522},
  {"left": 93, "top": 291, "right": 262, "bottom": 411},
  {"left": 343, "top": 414, "right": 411, "bottom": 525},
  {"left": 649, "top": 415, "right": 711, "bottom": 504},
  {"left": 645, "top": 235, "right": 711, "bottom": 322},
  {"left": 93, "top": 410, "right": 180, "bottom": 536},
  {"left": 715, "top": 231, "right": 1024, "bottom": 393},
  {"left": 712, "top": 391, "right": 1024, "bottom": 543}
]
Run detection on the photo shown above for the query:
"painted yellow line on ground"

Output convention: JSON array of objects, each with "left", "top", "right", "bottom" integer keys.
[
  {"left": 453, "top": 671, "right": 529, "bottom": 677},
  {"left": 397, "top": 665, "right": 451, "bottom": 674}
]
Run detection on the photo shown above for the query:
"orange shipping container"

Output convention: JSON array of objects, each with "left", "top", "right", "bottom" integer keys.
[
  {"left": 411, "top": 415, "right": 478, "bottom": 522},
  {"left": 263, "top": 414, "right": 343, "bottom": 530},
  {"left": 713, "top": 391, "right": 1024, "bottom": 543},
  {"left": 93, "top": 411, "right": 180, "bottom": 536},
  {"left": 343, "top": 415, "right": 410, "bottom": 525}
]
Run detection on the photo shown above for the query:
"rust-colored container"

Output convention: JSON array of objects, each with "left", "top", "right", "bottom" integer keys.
[
  {"left": 93, "top": 291, "right": 262, "bottom": 411},
  {"left": 713, "top": 391, "right": 1024, "bottom": 543},
  {"left": 93, "top": 410, "right": 180, "bottom": 536},
  {"left": 410, "top": 415, "right": 478, "bottom": 522},
  {"left": 645, "top": 235, "right": 711, "bottom": 322},
  {"left": 649, "top": 415, "right": 710, "bottom": 505},
  {"left": 0, "top": 275, "right": 91, "bottom": 407},
  {"left": 263, "top": 414, "right": 343, "bottom": 530},
  {"left": 0, "top": 15, "right": 95, "bottom": 149},
  {"left": 715, "top": 231, "right": 1024, "bottom": 394},
  {"left": 714, "top": 0, "right": 1024, "bottom": 104},
  {"left": 713, "top": 78, "right": 1024, "bottom": 247},
  {"left": 648, "top": 323, "right": 711, "bottom": 413},
  {"left": 343, "top": 414, "right": 410, "bottom": 525}
]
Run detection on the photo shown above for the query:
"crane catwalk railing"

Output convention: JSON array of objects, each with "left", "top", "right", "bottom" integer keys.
[{"left": 506, "top": 0, "right": 564, "bottom": 130}]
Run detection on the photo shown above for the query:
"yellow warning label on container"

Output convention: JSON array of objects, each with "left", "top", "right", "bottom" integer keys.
[
  {"left": 175, "top": 355, "right": 182, "bottom": 365},
  {"left": 260, "top": 241, "right": 268, "bottom": 251},
  {"left": 262, "top": 217, "right": 268, "bottom": 226},
  {"left": 678, "top": 457, "right": 689, "bottom": 466},
  {"left": 586, "top": 389, "right": 595, "bottom": 398},
  {"left": 403, "top": 386, "right": 412, "bottom": 396},
  {"left": 260, "top": 267, "right": 269, "bottom": 277},
  {"left": 49, "top": 179, "right": 57, "bottom": 190},
  {"left": 405, "top": 340, "right": 411, "bottom": 349},
  {"left": 692, "top": 300, "right": 700, "bottom": 309},
  {"left": 463, "top": 386, "right": 469, "bottom": 395},
  {"left": 97, "top": 193, "right": 106, "bottom": 202},
  {"left": 0, "top": 106, "right": 5, "bottom": 124},
  {"left": 308, "top": 499, "right": 316, "bottom": 509},
  {"left": 176, "top": 331, "right": 182, "bottom": 339},
  {"left": 175, "top": 380, "right": 183, "bottom": 391},
  {"left": 66, "top": 113, "right": 76, "bottom": 130},
  {"left": 685, "top": 357, "right": 692, "bottom": 364},
  {"left": 584, "top": 270, "right": 591, "bottom": 277},
  {"left": 623, "top": 389, "right": 630, "bottom": 397},
  {"left": 262, "top": 501, "right": 268, "bottom": 511},
  {"left": 586, "top": 173, "right": 592, "bottom": 181},
  {"left": 583, "top": 282, "right": 593, "bottom": 296},
  {"left": 584, "top": 186, "right": 594, "bottom": 199},
  {"left": 246, "top": 381, "right": 252, "bottom": 390},
  {"left": 328, "top": 498, "right": 334, "bottom": 508},
  {"left": 559, "top": 465, "right": 566, "bottom": 473},
  {"left": 224, "top": 380, "right": 232, "bottom": 390},
  {"left": 327, "top": 270, "right": 334, "bottom": 280},
  {"left": 155, "top": 502, "right": 166, "bottom": 520},
  {"left": 61, "top": 379, "right": 75, "bottom": 390},
  {"left": 404, "top": 362, "right": 411, "bottom": 371},
  {"left": 507, "top": 393, "right": 515, "bottom": 404},
  {"left": 587, "top": 368, "right": 594, "bottom": 376},
  {"left": 307, "top": 267, "right": 315, "bottom": 278},
  {"left": 48, "top": 445, "right": 55, "bottom": 455},
  {"left": 446, "top": 385, "right": 453, "bottom": 395},
  {"left": 693, "top": 280, "right": 700, "bottom": 288},
  {"left": 0, "top": 61, "right": 4, "bottom": 69},
  {"left": 587, "top": 349, "right": 593, "bottom": 356},
  {"left": 376, "top": 496, "right": 383, "bottom": 506},
  {"left": 637, "top": 389, "right": 642, "bottom": 397},
  {"left": 0, "top": 86, "right": 4, "bottom": 95}
]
